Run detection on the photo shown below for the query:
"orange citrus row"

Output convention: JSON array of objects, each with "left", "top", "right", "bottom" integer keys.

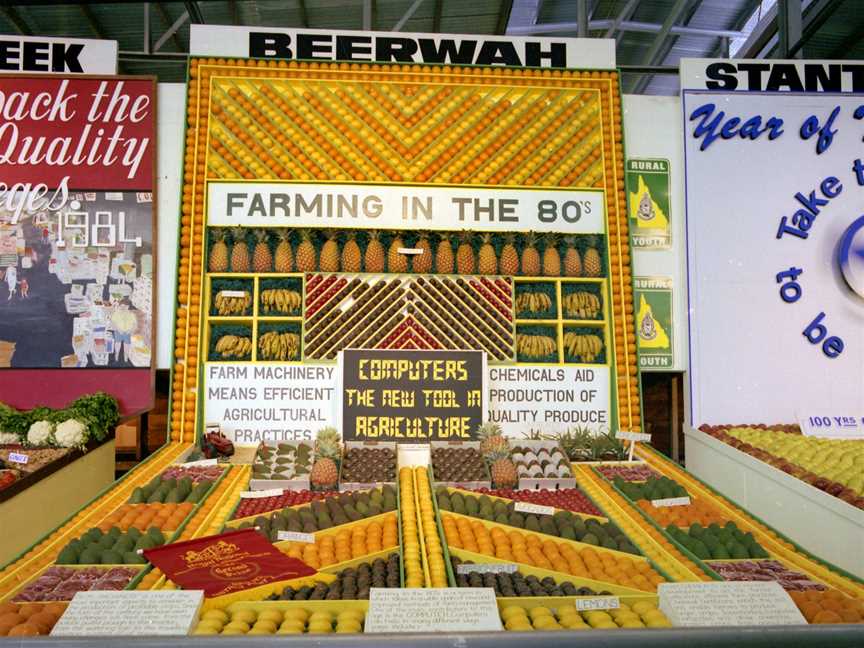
[
  {"left": 0, "top": 444, "right": 187, "bottom": 598},
  {"left": 597, "top": 79, "right": 639, "bottom": 433},
  {"left": 415, "top": 467, "right": 447, "bottom": 587},
  {"left": 97, "top": 503, "right": 194, "bottom": 533},
  {"left": 279, "top": 515, "right": 398, "bottom": 569},
  {"left": 635, "top": 498, "right": 729, "bottom": 527},
  {"left": 573, "top": 464, "right": 707, "bottom": 582},
  {"left": 637, "top": 448, "right": 864, "bottom": 600},
  {"left": 441, "top": 513, "right": 662, "bottom": 592}
]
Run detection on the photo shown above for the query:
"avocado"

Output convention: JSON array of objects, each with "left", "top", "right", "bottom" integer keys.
[
  {"left": 78, "top": 548, "right": 100, "bottom": 564},
  {"left": 124, "top": 551, "right": 147, "bottom": 565},
  {"left": 113, "top": 537, "right": 135, "bottom": 553},
  {"left": 287, "top": 518, "right": 302, "bottom": 532},
  {"left": 101, "top": 550, "right": 123, "bottom": 564},
  {"left": 129, "top": 487, "right": 145, "bottom": 504},
  {"left": 344, "top": 505, "right": 362, "bottom": 522},
  {"left": 690, "top": 540, "right": 711, "bottom": 560},
  {"left": 509, "top": 512, "right": 524, "bottom": 528},
  {"left": 524, "top": 515, "right": 541, "bottom": 532},
  {"left": 126, "top": 527, "right": 141, "bottom": 540},
  {"left": 452, "top": 499, "right": 466, "bottom": 515},
  {"left": 165, "top": 488, "right": 181, "bottom": 504},
  {"left": 495, "top": 512, "right": 510, "bottom": 525},
  {"left": 539, "top": 518, "right": 558, "bottom": 537},
  {"left": 135, "top": 536, "right": 156, "bottom": 551},
  {"left": 493, "top": 501, "right": 509, "bottom": 517},
  {"left": 98, "top": 535, "right": 116, "bottom": 550},
  {"left": 355, "top": 500, "right": 369, "bottom": 516},
  {"left": 367, "top": 502, "right": 382, "bottom": 517},
  {"left": 147, "top": 527, "right": 165, "bottom": 545},
  {"left": 601, "top": 537, "right": 618, "bottom": 550},
  {"left": 437, "top": 496, "right": 452, "bottom": 511},
  {"left": 382, "top": 495, "right": 397, "bottom": 511},
  {"left": 56, "top": 547, "right": 80, "bottom": 565},
  {"left": 581, "top": 533, "right": 599, "bottom": 546},
  {"left": 465, "top": 497, "right": 480, "bottom": 516},
  {"left": 479, "top": 507, "right": 494, "bottom": 521},
  {"left": 689, "top": 523, "right": 705, "bottom": 538},
  {"left": 731, "top": 543, "right": 750, "bottom": 559},
  {"left": 710, "top": 544, "right": 731, "bottom": 559},
  {"left": 560, "top": 526, "right": 576, "bottom": 541}
]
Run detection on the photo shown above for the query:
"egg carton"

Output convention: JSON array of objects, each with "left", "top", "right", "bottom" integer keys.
[
  {"left": 338, "top": 441, "right": 398, "bottom": 492},
  {"left": 429, "top": 441, "right": 492, "bottom": 490},
  {"left": 509, "top": 440, "right": 576, "bottom": 490},
  {"left": 249, "top": 440, "right": 314, "bottom": 491},
  {"left": 302, "top": 273, "right": 515, "bottom": 363}
]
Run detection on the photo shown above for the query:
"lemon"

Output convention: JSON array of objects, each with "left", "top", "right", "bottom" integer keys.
[
  {"left": 309, "top": 611, "right": 333, "bottom": 624},
  {"left": 642, "top": 609, "right": 668, "bottom": 623},
  {"left": 248, "top": 627, "right": 272, "bottom": 635},
  {"left": 257, "top": 609, "right": 283, "bottom": 624},
  {"left": 560, "top": 618, "right": 589, "bottom": 630},
  {"left": 279, "top": 619, "right": 306, "bottom": 633},
  {"left": 593, "top": 620, "right": 619, "bottom": 629},
  {"left": 283, "top": 608, "right": 309, "bottom": 623},
  {"left": 223, "top": 620, "right": 250, "bottom": 633},
  {"left": 337, "top": 609, "right": 365, "bottom": 623},
  {"left": 631, "top": 601, "right": 656, "bottom": 615},
  {"left": 220, "top": 627, "right": 246, "bottom": 635},
  {"left": 307, "top": 620, "right": 333, "bottom": 634},
  {"left": 195, "top": 619, "right": 224, "bottom": 632},
  {"left": 619, "top": 619, "right": 645, "bottom": 628},
  {"left": 645, "top": 617, "right": 673, "bottom": 628},
  {"left": 501, "top": 606, "right": 528, "bottom": 621},
  {"left": 202, "top": 609, "right": 229, "bottom": 624},
  {"left": 335, "top": 619, "right": 362, "bottom": 633},
  {"left": 252, "top": 620, "right": 277, "bottom": 633},
  {"left": 277, "top": 626, "right": 304, "bottom": 634},
  {"left": 192, "top": 627, "right": 218, "bottom": 635},
  {"left": 586, "top": 611, "right": 612, "bottom": 624},
  {"left": 532, "top": 616, "right": 562, "bottom": 630},
  {"left": 504, "top": 618, "right": 533, "bottom": 631},
  {"left": 528, "top": 606, "right": 553, "bottom": 620},
  {"left": 555, "top": 605, "right": 579, "bottom": 620},
  {"left": 231, "top": 609, "right": 257, "bottom": 625}
]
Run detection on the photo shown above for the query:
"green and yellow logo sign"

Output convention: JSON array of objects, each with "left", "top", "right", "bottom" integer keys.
[
  {"left": 626, "top": 158, "right": 670, "bottom": 249},
  {"left": 634, "top": 276, "right": 673, "bottom": 370}
]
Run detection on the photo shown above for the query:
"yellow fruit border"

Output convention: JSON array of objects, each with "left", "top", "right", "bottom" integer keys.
[{"left": 170, "top": 57, "right": 640, "bottom": 446}]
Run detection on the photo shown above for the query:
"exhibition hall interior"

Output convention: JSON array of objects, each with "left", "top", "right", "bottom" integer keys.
[{"left": 0, "top": 0, "right": 862, "bottom": 645}]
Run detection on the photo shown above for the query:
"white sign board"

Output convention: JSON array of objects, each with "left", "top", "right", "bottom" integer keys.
[
  {"left": 488, "top": 366, "right": 610, "bottom": 435},
  {"left": 51, "top": 590, "right": 203, "bottom": 636},
  {"left": 0, "top": 35, "right": 117, "bottom": 74},
  {"left": 514, "top": 501, "right": 554, "bottom": 516},
  {"left": 191, "top": 25, "right": 615, "bottom": 69},
  {"left": 207, "top": 183, "right": 605, "bottom": 234},
  {"left": 204, "top": 363, "right": 336, "bottom": 443},
  {"left": 659, "top": 582, "right": 806, "bottom": 627},
  {"left": 455, "top": 563, "right": 518, "bottom": 575},
  {"left": 798, "top": 413, "right": 864, "bottom": 439},
  {"left": 364, "top": 587, "right": 502, "bottom": 633},
  {"left": 681, "top": 58, "right": 864, "bottom": 425}
]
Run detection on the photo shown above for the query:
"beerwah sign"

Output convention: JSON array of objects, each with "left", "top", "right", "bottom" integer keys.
[
  {"left": 0, "top": 35, "right": 117, "bottom": 74},
  {"left": 190, "top": 25, "right": 615, "bottom": 70},
  {"left": 339, "top": 349, "right": 486, "bottom": 442}
]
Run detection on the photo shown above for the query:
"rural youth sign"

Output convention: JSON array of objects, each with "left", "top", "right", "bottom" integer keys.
[
  {"left": 682, "top": 59, "right": 864, "bottom": 423},
  {"left": 0, "top": 75, "right": 156, "bottom": 414},
  {"left": 340, "top": 349, "right": 485, "bottom": 442}
]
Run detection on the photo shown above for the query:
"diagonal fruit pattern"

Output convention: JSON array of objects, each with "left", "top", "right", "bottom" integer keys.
[{"left": 303, "top": 273, "right": 515, "bottom": 361}]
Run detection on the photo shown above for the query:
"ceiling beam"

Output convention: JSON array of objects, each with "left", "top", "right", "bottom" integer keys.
[
  {"left": 605, "top": 0, "right": 638, "bottom": 39},
  {"left": 629, "top": 0, "right": 696, "bottom": 94},
  {"left": 787, "top": 0, "right": 846, "bottom": 58},
  {"left": 505, "top": 0, "right": 541, "bottom": 34},
  {"left": 154, "top": 3, "right": 186, "bottom": 53},
  {"left": 828, "top": 18, "right": 864, "bottom": 58},
  {"left": 777, "top": 0, "right": 802, "bottom": 58},
  {"left": 184, "top": 1, "right": 205, "bottom": 25},
  {"left": 80, "top": 4, "right": 107, "bottom": 39},
  {"left": 0, "top": 6, "right": 32, "bottom": 35},
  {"left": 734, "top": 2, "right": 780, "bottom": 58},
  {"left": 433, "top": 0, "right": 443, "bottom": 32},
  {"left": 508, "top": 18, "right": 744, "bottom": 39},
  {"left": 394, "top": 0, "right": 425, "bottom": 31},
  {"left": 229, "top": 0, "right": 240, "bottom": 26},
  {"left": 496, "top": 0, "right": 514, "bottom": 35},
  {"left": 576, "top": 0, "right": 588, "bottom": 37},
  {"left": 297, "top": 0, "right": 309, "bottom": 28}
]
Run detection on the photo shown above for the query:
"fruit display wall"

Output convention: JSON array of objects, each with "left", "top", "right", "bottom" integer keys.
[{"left": 169, "top": 58, "right": 639, "bottom": 445}]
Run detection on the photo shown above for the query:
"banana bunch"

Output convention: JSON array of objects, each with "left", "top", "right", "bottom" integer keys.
[
  {"left": 516, "top": 334, "right": 557, "bottom": 358},
  {"left": 214, "top": 335, "right": 252, "bottom": 359},
  {"left": 516, "top": 291, "right": 553, "bottom": 314},
  {"left": 563, "top": 332, "right": 603, "bottom": 362},
  {"left": 260, "top": 289, "right": 302, "bottom": 314},
  {"left": 563, "top": 292, "right": 601, "bottom": 318},
  {"left": 258, "top": 331, "right": 300, "bottom": 360},
  {"left": 213, "top": 291, "right": 251, "bottom": 316}
]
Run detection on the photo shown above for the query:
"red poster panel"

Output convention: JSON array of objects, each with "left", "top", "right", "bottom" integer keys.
[{"left": 0, "top": 76, "right": 156, "bottom": 415}]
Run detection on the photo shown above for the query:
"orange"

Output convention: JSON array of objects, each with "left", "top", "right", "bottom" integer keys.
[{"left": 812, "top": 610, "right": 842, "bottom": 624}]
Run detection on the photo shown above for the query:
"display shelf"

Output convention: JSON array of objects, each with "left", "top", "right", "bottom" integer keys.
[{"left": 683, "top": 426, "right": 864, "bottom": 580}]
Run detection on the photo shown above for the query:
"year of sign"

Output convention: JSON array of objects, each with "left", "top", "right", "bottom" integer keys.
[{"left": 56, "top": 209, "right": 143, "bottom": 248}]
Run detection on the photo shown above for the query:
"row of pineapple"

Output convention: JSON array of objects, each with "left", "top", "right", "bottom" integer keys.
[{"left": 208, "top": 227, "right": 605, "bottom": 277}]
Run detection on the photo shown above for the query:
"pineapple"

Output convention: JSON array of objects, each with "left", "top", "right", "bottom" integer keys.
[
  {"left": 477, "top": 233, "right": 498, "bottom": 275},
  {"left": 563, "top": 236, "right": 582, "bottom": 277},
  {"left": 490, "top": 458, "right": 518, "bottom": 489},
  {"left": 252, "top": 229, "right": 272, "bottom": 273},
  {"left": 412, "top": 232, "right": 433, "bottom": 273},
  {"left": 230, "top": 228, "right": 250, "bottom": 273},
  {"left": 520, "top": 232, "right": 540, "bottom": 276},
  {"left": 583, "top": 236, "right": 602, "bottom": 277},
  {"left": 320, "top": 230, "right": 340, "bottom": 272},
  {"left": 208, "top": 229, "right": 228, "bottom": 273},
  {"left": 435, "top": 232, "right": 454, "bottom": 274},
  {"left": 311, "top": 426, "right": 341, "bottom": 490},
  {"left": 341, "top": 231, "right": 362, "bottom": 272},
  {"left": 274, "top": 230, "right": 294, "bottom": 272},
  {"left": 388, "top": 234, "right": 408, "bottom": 273},
  {"left": 477, "top": 422, "right": 508, "bottom": 458},
  {"left": 455, "top": 231, "right": 475, "bottom": 274},
  {"left": 295, "top": 229, "right": 317, "bottom": 272},
  {"left": 365, "top": 230, "right": 385, "bottom": 272},
  {"left": 542, "top": 234, "right": 561, "bottom": 277},
  {"left": 499, "top": 234, "right": 519, "bottom": 276}
]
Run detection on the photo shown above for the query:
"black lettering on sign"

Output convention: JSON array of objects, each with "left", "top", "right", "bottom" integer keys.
[
  {"left": 341, "top": 349, "right": 484, "bottom": 442},
  {"left": 0, "top": 40, "right": 83, "bottom": 72},
  {"left": 700, "top": 61, "right": 864, "bottom": 93},
  {"left": 249, "top": 32, "right": 292, "bottom": 58}
]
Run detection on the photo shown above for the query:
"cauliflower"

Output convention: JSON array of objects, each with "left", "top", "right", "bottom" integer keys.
[
  {"left": 55, "top": 419, "right": 88, "bottom": 449},
  {"left": 27, "top": 420, "right": 55, "bottom": 446},
  {"left": 0, "top": 431, "right": 20, "bottom": 445}
]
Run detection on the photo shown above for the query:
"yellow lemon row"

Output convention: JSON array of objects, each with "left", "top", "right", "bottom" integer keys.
[{"left": 415, "top": 467, "right": 448, "bottom": 588}]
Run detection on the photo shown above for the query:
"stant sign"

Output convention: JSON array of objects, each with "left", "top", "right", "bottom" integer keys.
[
  {"left": 190, "top": 25, "right": 615, "bottom": 70},
  {"left": 0, "top": 36, "right": 117, "bottom": 75}
]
